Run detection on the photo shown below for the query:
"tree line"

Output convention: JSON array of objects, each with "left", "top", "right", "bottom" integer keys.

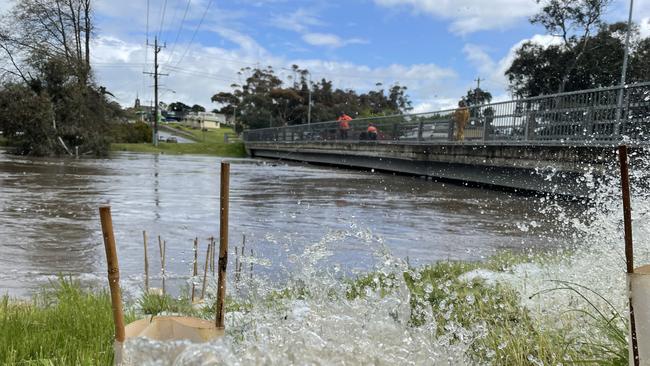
[{"left": 210, "top": 65, "right": 413, "bottom": 131}]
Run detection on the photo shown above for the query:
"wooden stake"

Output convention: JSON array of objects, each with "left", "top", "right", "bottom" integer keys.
[
  {"left": 250, "top": 248, "right": 254, "bottom": 280},
  {"left": 99, "top": 206, "right": 125, "bottom": 343},
  {"left": 619, "top": 144, "right": 640, "bottom": 366},
  {"left": 143, "top": 230, "right": 149, "bottom": 292},
  {"left": 216, "top": 161, "right": 230, "bottom": 329},
  {"left": 240, "top": 235, "right": 246, "bottom": 276},
  {"left": 234, "top": 246, "right": 240, "bottom": 282},
  {"left": 201, "top": 240, "right": 211, "bottom": 300},
  {"left": 210, "top": 236, "right": 216, "bottom": 275},
  {"left": 191, "top": 237, "right": 198, "bottom": 302},
  {"left": 158, "top": 236, "right": 166, "bottom": 296}
]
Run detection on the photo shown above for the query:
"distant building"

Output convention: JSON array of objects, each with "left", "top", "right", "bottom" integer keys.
[{"left": 181, "top": 112, "right": 230, "bottom": 129}]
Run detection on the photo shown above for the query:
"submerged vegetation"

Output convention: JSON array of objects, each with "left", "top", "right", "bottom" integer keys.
[{"left": 0, "top": 252, "right": 630, "bottom": 365}]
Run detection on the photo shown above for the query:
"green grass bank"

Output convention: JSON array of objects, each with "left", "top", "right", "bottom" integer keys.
[
  {"left": 111, "top": 125, "right": 246, "bottom": 157},
  {"left": 0, "top": 253, "right": 628, "bottom": 365}
]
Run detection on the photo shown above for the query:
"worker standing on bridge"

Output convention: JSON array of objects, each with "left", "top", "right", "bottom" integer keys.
[
  {"left": 338, "top": 112, "right": 352, "bottom": 140},
  {"left": 453, "top": 100, "right": 469, "bottom": 141},
  {"left": 367, "top": 123, "right": 378, "bottom": 141}
]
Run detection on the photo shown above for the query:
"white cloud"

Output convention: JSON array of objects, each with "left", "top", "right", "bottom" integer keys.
[
  {"left": 462, "top": 34, "right": 562, "bottom": 93},
  {"left": 91, "top": 31, "right": 457, "bottom": 116},
  {"left": 270, "top": 8, "right": 325, "bottom": 33},
  {"left": 302, "top": 33, "right": 368, "bottom": 48},
  {"left": 374, "top": 0, "right": 541, "bottom": 34}
]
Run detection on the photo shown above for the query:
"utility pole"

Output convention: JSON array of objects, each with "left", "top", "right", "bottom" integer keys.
[
  {"left": 143, "top": 36, "right": 168, "bottom": 146},
  {"left": 474, "top": 77, "right": 484, "bottom": 90},
  {"left": 473, "top": 77, "right": 485, "bottom": 106}
]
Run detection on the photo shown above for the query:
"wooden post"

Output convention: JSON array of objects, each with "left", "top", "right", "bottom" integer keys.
[
  {"left": 158, "top": 236, "right": 166, "bottom": 296},
  {"left": 191, "top": 237, "right": 198, "bottom": 302},
  {"left": 143, "top": 230, "right": 149, "bottom": 292},
  {"left": 201, "top": 241, "right": 211, "bottom": 300},
  {"left": 216, "top": 161, "right": 230, "bottom": 329},
  {"left": 99, "top": 206, "right": 126, "bottom": 343},
  {"left": 619, "top": 145, "right": 640, "bottom": 366}
]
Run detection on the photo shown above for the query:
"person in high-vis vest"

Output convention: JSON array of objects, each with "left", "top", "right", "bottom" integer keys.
[
  {"left": 367, "top": 123, "right": 378, "bottom": 140},
  {"left": 453, "top": 100, "right": 469, "bottom": 141},
  {"left": 337, "top": 112, "right": 352, "bottom": 140}
]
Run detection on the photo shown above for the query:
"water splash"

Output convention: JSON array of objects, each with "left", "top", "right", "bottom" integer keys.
[{"left": 122, "top": 148, "right": 650, "bottom": 364}]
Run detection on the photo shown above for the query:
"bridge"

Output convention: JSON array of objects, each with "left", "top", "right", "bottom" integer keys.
[{"left": 243, "top": 83, "right": 650, "bottom": 196}]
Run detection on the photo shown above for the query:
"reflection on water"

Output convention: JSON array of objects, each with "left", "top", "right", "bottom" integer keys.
[{"left": 0, "top": 150, "right": 575, "bottom": 296}]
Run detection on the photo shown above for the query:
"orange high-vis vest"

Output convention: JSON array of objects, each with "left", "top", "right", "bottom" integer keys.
[{"left": 338, "top": 115, "right": 352, "bottom": 129}]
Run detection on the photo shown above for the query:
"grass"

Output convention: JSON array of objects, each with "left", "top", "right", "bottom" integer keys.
[
  {"left": 111, "top": 125, "right": 246, "bottom": 157},
  {"left": 340, "top": 251, "right": 627, "bottom": 365},
  {"left": 0, "top": 278, "right": 136, "bottom": 365},
  {"left": 0, "top": 253, "right": 629, "bottom": 365}
]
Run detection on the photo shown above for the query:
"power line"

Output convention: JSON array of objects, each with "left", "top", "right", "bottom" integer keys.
[
  {"left": 157, "top": 0, "right": 169, "bottom": 40},
  {"left": 173, "top": 0, "right": 213, "bottom": 68},
  {"left": 163, "top": 64, "right": 240, "bottom": 83},
  {"left": 165, "top": 0, "right": 192, "bottom": 65}
]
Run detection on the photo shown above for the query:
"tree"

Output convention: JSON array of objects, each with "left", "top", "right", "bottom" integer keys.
[
  {"left": 506, "top": 21, "right": 648, "bottom": 97},
  {"left": 211, "top": 66, "right": 413, "bottom": 130},
  {"left": 0, "top": 0, "right": 115, "bottom": 156},
  {"left": 530, "top": 0, "right": 611, "bottom": 93},
  {"left": 169, "top": 101, "right": 190, "bottom": 113},
  {"left": 463, "top": 87, "right": 492, "bottom": 107},
  {"left": 191, "top": 104, "right": 206, "bottom": 113},
  {"left": 1, "top": 0, "right": 93, "bottom": 83}
]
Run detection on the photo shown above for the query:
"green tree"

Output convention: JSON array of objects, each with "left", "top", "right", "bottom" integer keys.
[
  {"left": 0, "top": 0, "right": 116, "bottom": 156},
  {"left": 464, "top": 87, "right": 492, "bottom": 107},
  {"left": 530, "top": 0, "right": 611, "bottom": 93},
  {"left": 191, "top": 104, "right": 206, "bottom": 113},
  {"left": 211, "top": 66, "right": 413, "bottom": 130},
  {"left": 506, "top": 22, "right": 648, "bottom": 97}
]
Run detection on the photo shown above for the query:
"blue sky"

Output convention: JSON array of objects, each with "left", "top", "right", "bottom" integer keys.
[{"left": 81, "top": 0, "right": 650, "bottom": 113}]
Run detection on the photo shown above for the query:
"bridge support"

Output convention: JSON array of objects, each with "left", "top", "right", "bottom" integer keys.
[{"left": 246, "top": 141, "right": 624, "bottom": 197}]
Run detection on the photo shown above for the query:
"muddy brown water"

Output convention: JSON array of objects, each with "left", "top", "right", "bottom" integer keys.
[{"left": 0, "top": 150, "right": 575, "bottom": 297}]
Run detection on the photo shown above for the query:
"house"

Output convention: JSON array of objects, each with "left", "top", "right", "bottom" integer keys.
[{"left": 181, "top": 112, "right": 230, "bottom": 129}]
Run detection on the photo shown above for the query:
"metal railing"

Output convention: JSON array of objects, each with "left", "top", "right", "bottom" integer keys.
[{"left": 243, "top": 82, "right": 650, "bottom": 145}]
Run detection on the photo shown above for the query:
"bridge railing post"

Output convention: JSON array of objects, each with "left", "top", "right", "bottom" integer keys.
[
  {"left": 447, "top": 118, "right": 454, "bottom": 141},
  {"left": 417, "top": 121, "right": 423, "bottom": 141}
]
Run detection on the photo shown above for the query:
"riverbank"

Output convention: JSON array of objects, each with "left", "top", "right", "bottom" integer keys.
[
  {"left": 111, "top": 125, "right": 246, "bottom": 157},
  {"left": 1, "top": 253, "right": 627, "bottom": 365}
]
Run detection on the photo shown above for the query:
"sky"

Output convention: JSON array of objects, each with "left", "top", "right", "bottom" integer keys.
[{"left": 3, "top": 0, "right": 650, "bottom": 114}]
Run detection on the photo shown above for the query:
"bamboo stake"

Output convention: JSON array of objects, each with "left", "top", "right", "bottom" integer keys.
[
  {"left": 250, "top": 248, "right": 254, "bottom": 280},
  {"left": 619, "top": 145, "right": 640, "bottom": 366},
  {"left": 240, "top": 235, "right": 246, "bottom": 276},
  {"left": 210, "top": 236, "right": 216, "bottom": 275},
  {"left": 143, "top": 230, "right": 149, "bottom": 292},
  {"left": 158, "top": 236, "right": 166, "bottom": 296},
  {"left": 201, "top": 240, "right": 211, "bottom": 300},
  {"left": 99, "top": 206, "right": 125, "bottom": 344},
  {"left": 216, "top": 162, "right": 230, "bottom": 329},
  {"left": 234, "top": 246, "right": 239, "bottom": 282},
  {"left": 191, "top": 237, "right": 198, "bottom": 302}
]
